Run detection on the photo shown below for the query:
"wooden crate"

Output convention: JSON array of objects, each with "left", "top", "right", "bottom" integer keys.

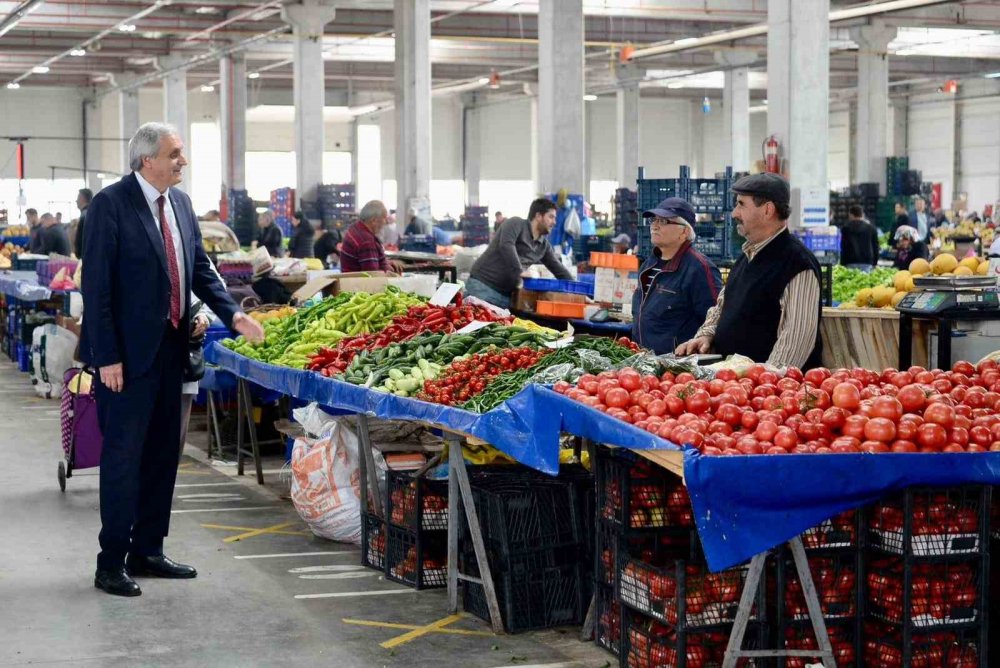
[{"left": 820, "top": 307, "right": 930, "bottom": 370}]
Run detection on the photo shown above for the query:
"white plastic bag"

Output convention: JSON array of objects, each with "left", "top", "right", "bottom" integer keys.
[
  {"left": 31, "top": 324, "right": 79, "bottom": 399},
  {"left": 291, "top": 419, "right": 363, "bottom": 544}
]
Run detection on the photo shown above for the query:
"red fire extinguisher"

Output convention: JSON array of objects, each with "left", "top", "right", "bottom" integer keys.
[{"left": 764, "top": 135, "right": 780, "bottom": 174}]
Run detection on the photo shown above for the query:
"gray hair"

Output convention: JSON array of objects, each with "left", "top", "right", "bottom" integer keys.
[
  {"left": 128, "top": 122, "right": 179, "bottom": 172},
  {"left": 359, "top": 199, "right": 388, "bottom": 223},
  {"left": 40, "top": 212, "right": 55, "bottom": 223},
  {"left": 258, "top": 210, "right": 274, "bottom": 224}
]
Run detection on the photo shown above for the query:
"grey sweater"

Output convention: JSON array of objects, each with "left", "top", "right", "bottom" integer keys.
[{"left": 469, "top": 217, "right": 572, "bottom": 295}]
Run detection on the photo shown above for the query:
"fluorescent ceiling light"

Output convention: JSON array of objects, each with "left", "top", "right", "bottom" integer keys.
[
  {"left": 118, "top": 24, "right": 136, "bottom": 32},
  {"left": 194, "top": 6, "right": 218, "bottom": 14},
  {"left": 478, "top": 77, "right": 490, "bottom": 85},
  {"left": 666, "top": 82, "right": 684, "bottom": 89},
  {"left": 247, "top": 72, "right": 260, "bottom": 79},
  {"left": 673, "top": 37, "right": 699, "bottom": 46},
  {"left": 31, "top": 66, "right": 49, "bottom": 74},
  {"left": 985, "top": 72, "right": 1000, "bottom": 79},
  {"left": 583, "top": 94, "right": 598, "bottom": 101},
  {"left": 69, "top": 49, "right": 86, "bottom": 57},
  {"left": 200, "top": 85, "right": 214, "bottom": 92},
  {"left": 6, "top": 82, "right": 20, "bottom": 90},
  {"left": 97, "top": 173, "right": 106, "bottom": 179}
]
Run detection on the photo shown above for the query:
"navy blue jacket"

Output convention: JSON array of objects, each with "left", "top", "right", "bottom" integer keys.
[
  {"left": 631, "top": 242, "right": 722, "bottom": 355},
  {"left": 81, "top": 173, "right": 239, "bottom": 380}
]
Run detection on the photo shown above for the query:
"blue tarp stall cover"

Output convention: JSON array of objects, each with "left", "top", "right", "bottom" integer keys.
[
  {"left": 208, "top": 342, "right": 1000, "bottom": 571},
  {"left": 0, "top": 271, "right": 52, "bottom": 301}
]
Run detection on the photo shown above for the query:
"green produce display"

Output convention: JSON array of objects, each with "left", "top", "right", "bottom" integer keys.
[
  {"left": 222, "top": 287, "right": 425, "bottom": 368},
  {"left": 342, "top": 323, "right": 558, "bottom": 391},
  {"left": 462, "top": 336, "right": 641, "bottom": 413},
  {"left": 831, "top": 265, "right": 896, "bottom": 304}
]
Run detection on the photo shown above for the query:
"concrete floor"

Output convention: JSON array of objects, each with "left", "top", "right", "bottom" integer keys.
[{"left": 0, "top": 360, "right": 612, "bottom": 668}]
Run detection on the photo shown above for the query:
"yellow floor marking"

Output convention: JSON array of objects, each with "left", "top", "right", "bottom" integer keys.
[
  {"left": 177, "top": 462, "right": 194, "bottom": 469},
  {"left": 176, "top": 469, "right": 212, "bottom": 476},
  {"left": 221, "top": 521, "right": 299, "bottom": 543},
  {"left": 201, "top": 522, "right": 312, "bottom": 541},
  {"left": 341, "top": 616, "right": 493, "bottom": 644}
]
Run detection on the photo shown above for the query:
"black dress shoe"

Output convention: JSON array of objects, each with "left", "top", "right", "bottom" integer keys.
[
  {"left": 125, "top": 554, "right": 198, "bottom": 579},
  {"left": 94, "top": 568, "right": 142, "bottom": 597}
]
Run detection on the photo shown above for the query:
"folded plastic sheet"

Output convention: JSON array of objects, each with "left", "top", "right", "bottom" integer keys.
[
  {"left": 208, "top": 343, "right": 1000, "bottom": 572},
  {"left": 0, "top": 272, "right": 51, "bottom": 302}
]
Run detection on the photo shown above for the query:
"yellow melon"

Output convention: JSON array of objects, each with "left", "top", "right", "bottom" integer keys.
[
  {"left": 959, "top": 257, "right": 980, "bottom": 272},
  {"left": 856, "top": 288, "right": 873, "bottom": 307},
  {"left": 909, "top": 258, "right": 931, "bottom": 275},
  {"left": 904, "top": 276, "right": 915, "bottom": 292},
  {"left": 872, "top": 286, "right": 895, "bottom": 307},
  {"left": 931, "top": 253, "right": 958, "bottom": 275},
  {"left": 979, "top": 260, "right": 991, "bottom": 276},
  {"left": 893, "top": 270, "right": 911, "bottom": 292},
  {"left": 891, "top": 291, "right": 907, "bottom": 307},
  {"left": 954, "top": 265, "right": 974, "bottom": 276}
]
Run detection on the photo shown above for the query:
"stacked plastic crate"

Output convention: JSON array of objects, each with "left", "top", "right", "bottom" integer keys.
[
  {"left": 461, "top": 205, "right": 490, "bottom": 247},
  {"left": 614, "top": 188, "right": 638, "bottom": 246},
  {"left": 269, "top": 187, "right": 295, "bottom": 237},
  {"left": 227, "top": 189, "right": 256, "bottom": 246},
  {"left": 317, "top": 184, "right": 356, "bottom": 227},
  {"left": 863, "top": 486, "right": 990, "bottom": 667},
  {"left": 461, "top": 466, "right": 592, "bottom": 633},
  {"left": 381, "top": 469, "right": 450, "bottom": 589},
  {"left": 636, "top": 166, "right": 736, "bottom": 263},
  {"left": 594, "top": 448, "right": 766, "bottom": 666}
]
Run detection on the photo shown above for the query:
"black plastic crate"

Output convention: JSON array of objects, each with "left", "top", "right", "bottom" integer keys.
[
  {"left": 361, "top": 512, "right": 386, "bottom": 572},
  {"left": 780, "top": 619, "right": 858, "bottom": 668},
  {"left": 385, "top": 525, "right": 447, "bottom": 589},
  {"left": 801, "top": 509, "right": 860, "bottom": 551},
  {"left": 594, "top": 582, "right": 622, "bottom": 657},
  {"left": 399, "top": 234, "right": 437, "bottom": 254},
  {"left": 618, "top": 556, "right": 757, "bottom": 629},
  {"left": 468, "top": 475, "right": 582, "bottom": 553},
  {"left": 867, "top": 486, "right": 989, "bottom": 558},
  {"left": 386, "top": 469, "right": 448, "bottom": 532},
  {"left": 462, "top": 555, "right": 585, "bottom": 633},
  {"left": 777, "top": 551, "right": 860, "bottom": 624},
  {"left": 865, "top": 558, "right": 981, "bottom": 630},
  {"left": 596, "top": 447, "right": 693, "bottom": 532},
  {"left": 863, "top": 620, "right": 984, "bottom": 668},
  {"left": 637, "top": 179, "right": 684, "bottom": 212},
  {"left": 622, "top": 612, "right": 765, "bottom": 668}
]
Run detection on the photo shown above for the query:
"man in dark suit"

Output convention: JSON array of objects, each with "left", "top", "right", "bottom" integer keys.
[
  {"left": 73, "top": 188, "right": 92, "bottom": 259},
  {"left": 82, "top": 122, "right": 264, "bottom": 597}
]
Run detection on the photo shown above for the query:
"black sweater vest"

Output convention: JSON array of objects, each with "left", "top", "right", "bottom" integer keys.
[{"left": 713, "top": 229, "right": 823, "bottom": 370}]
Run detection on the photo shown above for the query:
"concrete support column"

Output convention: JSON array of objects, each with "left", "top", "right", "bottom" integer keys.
[
  {"left": 394, "top": 0, "right": 431, "bottom": 216},
  {"left": 462, "top": 93, "right": 482, "bottom": 206},
  {"left": 219, "top": 47, "right": 247, "bottom": 193},
  {"left": 688, "top": 100, "right": 705, "bottom": 177},
  {"left": 529, "top": 94, "right": 540, "bottom": 195},
  {"left": 538, "top": 0, "right": 584, "bottom": 194},
  {"left": 716, "top": 50, "right": 756, "bottom": 173},
  {"left": 767, "top": 0, "right": 830, "bottom": 227},
  {"left": 282, "top": 0, "right": 336, "bottom": 208},
  {"left": 83, "top": 97, "right": 102, "bottom": 193},
  {"left": 889, "top": 98, "right": 908, "bottom": 157},
  {"left": 158, "top": 54, "right": 189, "bottom": 192},
  {"left": 616, "top": 64, "right": 641, "bottom": 190},
  {"left": 852, "top": 23, "right": 896, "bottom": 193},
  {"left": 118, "top": 73, "right": 140, "bottom": 174}
]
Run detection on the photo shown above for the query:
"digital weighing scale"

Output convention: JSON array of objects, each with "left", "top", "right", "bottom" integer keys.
[{"left": 896, "top": 275, "right": 1000, "bottom": 368}]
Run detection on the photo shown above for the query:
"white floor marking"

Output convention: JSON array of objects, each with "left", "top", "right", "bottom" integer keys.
[
  {"left": 298, "top": 572, "right": 376, "bottom": 580},
  {"left": 175, "top": 482, "right": 243, "bottom": 488},
  {"left": 170, "top": 506, "right": 273, "bottom": 514},
  {"left": 288, "top": 565, "right": 362, "bottom": 574},
  {"left": 177, "top": 493, "right": 245, "bottom": 500},
  {"left": 295, "top": 589, "right": 416, "bottom": 599},
  {"left": 234, "top": 551, "right": 353, "bottom": 560},
  {"left": 178, "top": 496, "right": 247, "bottom": 503}
]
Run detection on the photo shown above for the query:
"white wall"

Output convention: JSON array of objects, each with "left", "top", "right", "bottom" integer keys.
[
  {"left": 956, "top": 80, "right": 1000, "bottom": 212},
  {"left": 907, "top": 90, "right": 956, "bottom": 206},
  {"left": 479, "top": 97, "right": 534, "bottom": 180},
  {"left": 0, "top": 88, "right": 86, "bottom": 179},
  {"left": 828, "top": 105, "right": 851, "bottom": 190}
]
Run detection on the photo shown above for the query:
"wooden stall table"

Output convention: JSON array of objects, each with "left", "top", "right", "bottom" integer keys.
[{"left": 820, "top": 307, "right": 930, "bottom": 370}]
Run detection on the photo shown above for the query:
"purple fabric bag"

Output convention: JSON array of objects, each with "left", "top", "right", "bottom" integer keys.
[{"left": 60, "top": 368, "right": 103, "bottom": 470}]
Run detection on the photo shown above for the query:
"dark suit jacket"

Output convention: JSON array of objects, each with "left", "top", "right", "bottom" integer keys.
[
  {"left": 74, "top": 206, "right": 88, "bottom": 259},
  {"left": 81, "top": 173, "right": 239, "bottom": 380}
]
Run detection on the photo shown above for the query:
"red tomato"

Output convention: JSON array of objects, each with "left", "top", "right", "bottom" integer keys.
[
  {"left": 943, "top": 443, "right": 967, "bottom": 453},
  {"left": 717, "top": 403, "right": 742, "bottom": 426},
  {"left": 832, "top": 383, "right": 861, "bottom": 410},
  {"left": 580, "top": 380, "right": 599, "bottom": 395},
  {"left": 708, "top": 420, "right": 733, "bottom": 436},
  {"left": 924, "top": 402, "right": 955, "bottom": 429},
  {"left": 755, "top": 421, "right": 779, "bottom": 443},
  {"left": 842, "top": 415, "right": 869, "bottom": 440},
  {"left": 864, "top": 417, "right": 897, "bottom": 442},
  {"left": 785, "top": 367, "right": 804, "bottom": 381},
  {"left": 970, "top": 425, "right": 991, "bottom": 447},
  {"left": 665, "top": 395, "right": 685, "bottom": 416},
  {"left": 605, "top": 387, "right": 630, "bottom": 409},
  {"left": 821, "top": 407, "right": 847, "bottom": 431},
  {"left": 618, "top": 371, "right": 642, "bottom": 392},
  {"left": 647, "top": 399, "right": 667, "bottom": 417},
  {"left": 953, "top": 360, "right": 975, "bottom": 376},
  {"left": 891, "top": 439, "right": 918, "bottom": 453},
  {"left": 714, "top": 368, "right": 737, "bottom": 382},
  {"left": 896, "top": 384, "right": 926, "bottom": 413},
  {"left": 830, "top": 437, "right": 860, "bottom": 453},
  {"left": 741, "top": 410, "right": 759, "bottom": 431},
  {"left": 870, "top": 396, "right": 903, "bottom": 422},
  {"left": 553, "top": 380, "right": 571, "bottom": 394},
  {"left": 861, "top": 440, "right": 890, "bottom": 454},
  {"left": 804, "top": 368, "right": 830, "bottom": 386},
  {"left": 765, "top": 445, "right": 788, "bottom": 455},
  {"left": 896, "top": 420, "right": 919, "bottom": 441},
  {"left": 736, "top": 436, "right": 763, "bottom": 455},
  {"left": 685, "top": 390, "right": 711, "bottom": 414},
  {"left": 950, "top": 426, "right": 970, "bottom": 446},
  {"left": 774, "top": 426, "right": 798, "bottom": 450},
  {"left": 917, "top": 423, "right": 948, "bottom": 450},
  {"left": 889, "top": 371, "right": 914, "bottom": 388}
]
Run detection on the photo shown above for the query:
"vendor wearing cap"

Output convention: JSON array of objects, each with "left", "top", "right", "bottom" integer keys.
[
  {"left": 632, "top": 198, "right": 722, "bottom": 355},
  {"left": 675, "top": 173, "right": 823, "bottom": 370},
  {"left": 611, "top": 233, "right": 632, "bottom": 254}
]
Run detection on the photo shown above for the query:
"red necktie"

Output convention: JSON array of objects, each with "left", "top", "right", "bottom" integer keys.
[{"left": 157, "top": 195, "right": 181, "bottom": 329}]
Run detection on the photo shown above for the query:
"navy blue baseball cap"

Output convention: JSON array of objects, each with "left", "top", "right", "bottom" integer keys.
[{"left": 642, "top": 197, "right": 696, "bottom": 226}]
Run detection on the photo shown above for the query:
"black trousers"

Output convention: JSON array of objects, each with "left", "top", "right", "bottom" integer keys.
[{"left": 95, "top": 326, "right": 185, "bottom": 570}]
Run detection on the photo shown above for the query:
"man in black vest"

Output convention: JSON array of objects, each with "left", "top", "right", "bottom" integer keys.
[{"left": 675, "top": 173, "right": 823, "bottom": 370}]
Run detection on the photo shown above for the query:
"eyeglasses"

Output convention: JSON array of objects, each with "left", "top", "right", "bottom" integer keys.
[{"left": 649, "top": 217, "right": 686, "bottom": 227}]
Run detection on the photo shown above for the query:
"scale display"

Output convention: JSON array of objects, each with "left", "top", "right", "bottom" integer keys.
[{"left": 896, "top": 290, "right": 1000, "bottom": 315}]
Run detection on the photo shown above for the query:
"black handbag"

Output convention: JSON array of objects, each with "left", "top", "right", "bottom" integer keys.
[{"left": 183, "top": 303, "right": 206, "bottom": 383}]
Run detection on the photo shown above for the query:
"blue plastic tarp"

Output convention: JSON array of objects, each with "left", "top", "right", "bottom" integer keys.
[
  {"left": 0, "top": 271, "right": 51, "bottom": 301},
  {"left": 207, "top": 342, "right": 1000, "bottom": 572}
]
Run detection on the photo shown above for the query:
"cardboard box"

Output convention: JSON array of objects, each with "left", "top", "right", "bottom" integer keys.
[
  {"left": 514, "top": 289, "right": 587, "bottom": 313},
  {"left": 594, "top": 267, "right": 638, "bottom": 305},
  {"left": 291, "top": 272, "right": 391, "bottom": 303}
]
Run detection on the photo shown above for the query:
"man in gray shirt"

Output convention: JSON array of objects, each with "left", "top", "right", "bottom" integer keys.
[{"left": 465, "top": 198, "right": 573, "bottom": 308}]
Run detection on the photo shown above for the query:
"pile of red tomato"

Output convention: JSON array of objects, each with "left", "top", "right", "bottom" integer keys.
[{"left": 554, "top": 360, "right": 1000, "bottom": 455}]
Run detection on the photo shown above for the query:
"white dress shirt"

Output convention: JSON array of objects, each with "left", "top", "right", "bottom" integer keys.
[{"left": 134, "top": 170, "right": 187, "bottom": 318}]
